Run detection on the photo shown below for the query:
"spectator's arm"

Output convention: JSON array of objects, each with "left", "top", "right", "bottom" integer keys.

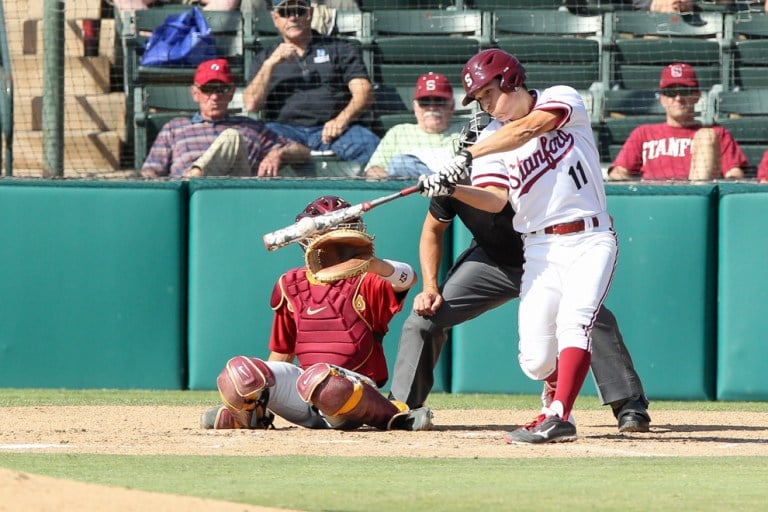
[
  {"left": 243, "top": 45, "right": 293, "bottom": 112},
  {"left": 607, "top": 165, "right": 635, "bottom": 180},
  {"left": 279, "top": 142, "right": 311, "bottom": 164},
  {"left": 365, "top": 166, "right": 387, "bottom": 179},
  {"left": 321, "top": 77, "right": 373, "bottom": 144},
  {"left": 724, "top": 167, "right": 745, "bottom": 179}
]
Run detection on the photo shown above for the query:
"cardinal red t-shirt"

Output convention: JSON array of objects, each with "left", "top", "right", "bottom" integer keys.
[
  {"left": 757, "top": 150, "right": 768, "bottom": 181},
  {"left": 611, "top": 123, "right": 747, "bottom": 180}
]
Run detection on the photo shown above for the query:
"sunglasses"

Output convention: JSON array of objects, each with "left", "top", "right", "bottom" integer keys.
[
  {"left": 660, "top": 88, "right": 697, "bottom": 98},
  {"left": 276, "top": 6, "right": 309, "bottom": 18},
  {"left": 417, "top": 97, "right": 450, "bottom": 107},
  {"left": 197, "top": 83, "right": 233, "bottom": 95}
]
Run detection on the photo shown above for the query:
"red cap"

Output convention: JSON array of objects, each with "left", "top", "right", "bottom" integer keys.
[
  {"left": 414, "top": 72, "right": 454, "bottom": 100},
  {"left": 659, "top": 63, "right": 699, "bottom": 90},
  {"left": 194, "top": 59, "right": 233, "bottom": 86}
]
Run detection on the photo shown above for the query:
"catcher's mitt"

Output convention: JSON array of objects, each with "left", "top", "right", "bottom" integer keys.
[{"left": 305, "top": 229, "right": 375, "bottom": 283}]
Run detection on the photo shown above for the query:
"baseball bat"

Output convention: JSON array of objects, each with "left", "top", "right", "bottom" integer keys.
[{"left": 263, "top": 184, "right": 421, "bottom": 251}]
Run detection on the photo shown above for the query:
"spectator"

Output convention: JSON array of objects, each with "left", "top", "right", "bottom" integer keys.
[
  {"left": 201, "top": 195, "right": 432, "bottom": 432},
  {"left": 141, "top": 58, "right": 309, "bottom": 178},
  {"left": 240, "top": 0, "right": 362, "bottom": 35},
  {"left": 608, "top": 63, "right": 747, "bottom": 181},
  {"left": 243, "top": 0, "right": 379, "bottom": 167},
  {"left": 756, "top": 151, "right": 768, "bottom": 182},
  {"left": 632, "top": 0, "right": 695, "bottom": 11},
  {"left": 364, "top": 72, "right": 464, "bottom": 180}
]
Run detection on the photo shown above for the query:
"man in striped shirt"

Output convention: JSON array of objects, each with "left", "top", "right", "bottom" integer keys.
[{"left": 141, "top": 59, "right": 309, "bottom": 178}]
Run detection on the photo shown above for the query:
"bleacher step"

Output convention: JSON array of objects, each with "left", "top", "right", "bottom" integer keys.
[{"left": 12, "top": 130, "right": 122, "bottom": 173}]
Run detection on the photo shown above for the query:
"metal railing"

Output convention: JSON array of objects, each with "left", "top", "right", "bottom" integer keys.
[{"left": 0, "top": 0, "right": 14, "bottom": 176}]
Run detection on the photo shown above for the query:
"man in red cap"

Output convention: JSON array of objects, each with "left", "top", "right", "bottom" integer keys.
[
  {"left": 608, "top": 62, "right": 747, "bottom": 181},
  {"left": 364, "top": 72, "right": 464, "bottom": 179},
  {"left": 141, "top": 58, "right": 309, "bottom": 178}
]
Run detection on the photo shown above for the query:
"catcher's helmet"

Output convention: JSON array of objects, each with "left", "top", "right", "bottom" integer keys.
[
  {"left": 295, "top": 195, "right": 365, "bottom": 247},
  {"left": 461, "top": 49, "right": 526, "bottom": 106},
  {"left": 296, "top": 195, "right": 352, "bottom": 222}
]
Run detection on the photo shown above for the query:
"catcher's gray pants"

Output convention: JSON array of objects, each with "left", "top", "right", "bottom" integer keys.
[{"left": 388, "top": 245, "right": 648, "bottom": 415}]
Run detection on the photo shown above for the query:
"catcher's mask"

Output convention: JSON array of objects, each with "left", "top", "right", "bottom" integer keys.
[
  {"left": 461, "top": 49, "right": 526, "bottom": 106},
  {"left": 456, "top": 111, "right": 492, "bottom": 153},
  {"left": 295, "top": 195, "right": 366, "bottom": 250}
]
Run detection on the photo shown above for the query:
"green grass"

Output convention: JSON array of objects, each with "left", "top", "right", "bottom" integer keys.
[
  {"left": 2, "top": 390, "right": 768, "bottom": 511},
  {"left": 0, "top": 454, "right": 766, "bottom": 511}
]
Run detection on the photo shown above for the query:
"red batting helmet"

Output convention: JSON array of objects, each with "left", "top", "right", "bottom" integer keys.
[{"left": 461, "top": 49, "right": 527, "bottom": 106}]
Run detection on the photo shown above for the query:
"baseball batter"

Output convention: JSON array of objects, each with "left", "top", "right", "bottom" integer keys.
[{"left": 421, "top": 49, "right": 617, "bottom": 444}]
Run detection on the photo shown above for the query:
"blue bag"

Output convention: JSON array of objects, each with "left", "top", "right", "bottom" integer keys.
[{"left": 140, "top": 7, "right": 218, "bottom": 67}]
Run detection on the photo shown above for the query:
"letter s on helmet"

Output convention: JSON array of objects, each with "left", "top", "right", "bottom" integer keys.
[{"left": 461, "top": 49, "right": 527, "bottom": 106}]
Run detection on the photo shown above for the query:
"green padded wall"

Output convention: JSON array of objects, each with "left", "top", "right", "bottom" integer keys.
[
  {"left": 186, "top": 180, "right": 445, "bottom": 391},
  {"left": 451, "top": 185, "right": 718, "bottom": 401},
  {"left": 605, "top": 185, "right": 718, "bottom": 400},
  {"left": 0, "top": 181, "right": 186, "bottom": 388},
  {"left": 717, "top": 185, "right": 768, "bottom": 400}
]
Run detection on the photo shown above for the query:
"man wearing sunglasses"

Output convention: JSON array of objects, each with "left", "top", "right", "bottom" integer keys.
[
  {"left": 365, "top": 72, "right": 464, "bottom": 179},
  {"left": 608, "top": 63, "right": 747, "bottom": 181},
  {"left": 142, "top": 58, "right": 310, "bottom": 178},
  {"left": 243, "top": 0, "right": 379, "bottom": 169}
]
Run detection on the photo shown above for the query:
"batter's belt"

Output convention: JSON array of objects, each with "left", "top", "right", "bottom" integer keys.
[{"left": 543, "top": 216, "right": 600, "bottom": 235}]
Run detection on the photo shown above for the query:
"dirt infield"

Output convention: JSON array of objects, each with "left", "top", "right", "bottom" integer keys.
[{"left": 2, "top": 406, "right": 767, "bottom": 511}]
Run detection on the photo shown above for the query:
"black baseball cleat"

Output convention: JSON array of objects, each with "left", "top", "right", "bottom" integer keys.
[
  {"left": 618, "top": 411, "right": 651, "bottom": 433},
  {"left": 503, "top": 413, "right": 577, "bottom": 444}
]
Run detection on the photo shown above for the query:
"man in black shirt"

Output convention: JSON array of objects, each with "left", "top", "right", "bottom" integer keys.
[{"left": 243, "top": 0, "right": 379, "bottom": 166}]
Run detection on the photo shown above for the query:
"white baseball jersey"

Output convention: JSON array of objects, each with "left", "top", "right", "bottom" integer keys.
[{"left": 471, "top": 86, "right": 606, "bottom": 234}]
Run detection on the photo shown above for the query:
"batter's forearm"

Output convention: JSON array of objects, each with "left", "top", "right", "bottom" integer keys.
[{"left": 468, "top": 110, "right": 559, "bottom": 159}]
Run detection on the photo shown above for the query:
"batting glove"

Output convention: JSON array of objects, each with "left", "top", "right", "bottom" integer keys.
[
  {"left": 418, "top": 174, "right": 455, "bottom": 198},
  {"left": 440, "top": 149, "right": 473, "bottom": 184}
]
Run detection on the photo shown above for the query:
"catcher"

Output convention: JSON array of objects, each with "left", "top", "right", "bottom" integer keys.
[{"left": 201, "top": 195, "right": 432, "bottom": 431}]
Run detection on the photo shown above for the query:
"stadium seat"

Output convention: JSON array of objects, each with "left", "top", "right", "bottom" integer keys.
[
  {"left": 728, "top": 12, "right": 768, "bottom": 89},
  {"left": 370, "top": 9, "right": 485, "bottom": 126},
  {"left": 608, "top": 11, "right": 725, "bottom": 90},
  {"left": 472, "top": 0, "right": 568, "bottom": 9},
  {"left": 490, "top": 9, "right": 606, "bottom": 95},
  {"left": 123, "top": 8, "right": 245, "bottom": 88},
  {"left": 713, "top": 88, "right": 768, "bottom": 176},
  {"left": 597, "top": 89, "right": 667, "bottom": 163},
  {"left": 360, "top": 0, "right": 451, "bottom": 10}
]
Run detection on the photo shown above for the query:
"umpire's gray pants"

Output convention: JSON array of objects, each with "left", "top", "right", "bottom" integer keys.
[{"left": 388, "top": 245, "right": 647, "bottom": 414}]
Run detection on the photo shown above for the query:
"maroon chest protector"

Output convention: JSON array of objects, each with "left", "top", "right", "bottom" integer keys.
[{"left": 281, "top": 270, "right": 376, "bottom": 371}]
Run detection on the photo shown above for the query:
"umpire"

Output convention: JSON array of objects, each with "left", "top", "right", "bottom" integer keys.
[{"left": 388, "top": 120, "right": 651, "bottom": 433}]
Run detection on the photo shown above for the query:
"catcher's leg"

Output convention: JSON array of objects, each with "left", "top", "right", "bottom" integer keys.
[
  {"left": 201, "top": 356, "right": 276, "bottom": 430},
  {"left": 297, "top": 363, "right": 431, "bottom": 430},
  {"left": 265, "top": 362, "right": 332, "bottom": 429}
]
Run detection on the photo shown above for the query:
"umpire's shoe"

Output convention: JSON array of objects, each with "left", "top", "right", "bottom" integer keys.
[
  {"left": 503, "top": 413, "right": 577, "bottom": 444},
  {"left": 613, "top": 398, "right": 651, "bottom": 433},
  {"left": 388, "top": 406, "right": 434, "bottom": 431}
]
